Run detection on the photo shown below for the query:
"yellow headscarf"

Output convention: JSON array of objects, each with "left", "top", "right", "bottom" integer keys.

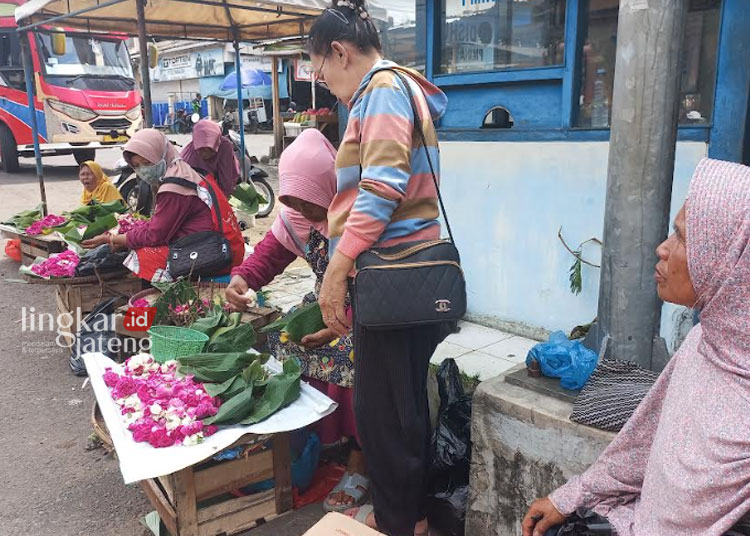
[{"left": 80, "top": 161, "right": 123, "bottom": 205}]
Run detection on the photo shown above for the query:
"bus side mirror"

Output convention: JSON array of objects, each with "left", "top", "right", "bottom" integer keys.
[
  {"left": 148, "top": 44, "right": 158, "bottom": 69},
  {"left": 51, "top": 32, "right": 66, "bottom": 56}
]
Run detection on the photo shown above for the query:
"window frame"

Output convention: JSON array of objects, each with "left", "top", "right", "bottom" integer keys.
[{"left": 426, "top": 0, "right": 725, "bottom": 140}]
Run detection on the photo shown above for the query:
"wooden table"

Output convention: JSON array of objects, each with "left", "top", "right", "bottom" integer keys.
[{"left": 0, "top": 224, "right": 66, "bottom": 265}]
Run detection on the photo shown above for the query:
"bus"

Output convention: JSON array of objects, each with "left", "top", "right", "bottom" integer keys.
[{"left": 0, "top": 1, "right": 141, "bottom": 171}]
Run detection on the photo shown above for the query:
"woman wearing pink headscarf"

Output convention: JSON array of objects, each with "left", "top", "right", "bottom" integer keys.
[
  {"left": 226, "top": 129, "right": 370, "bottom": 513},
  {"left": 83, "top": 128, "right": 244, "bottom": 282},
  {"left": 523, "top": 158, "right": 750, "bottom": 536},
  {"left": 181, "top": 119, "right": 240, "bottom": 197}
]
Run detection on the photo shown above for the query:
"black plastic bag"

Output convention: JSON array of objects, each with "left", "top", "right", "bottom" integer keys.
[
  {"left": 69, "top": 297, "right": 120, "bottom": 376},
  {"left": 425, "top": 358, "right": 472, "bottom": 536},
  {"left": 75, "top": 244, "right": 128, "bottom": 277}
]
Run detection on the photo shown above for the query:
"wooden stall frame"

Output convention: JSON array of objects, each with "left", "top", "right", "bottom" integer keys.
[{"left": 140, "top": 433, "right": 293, "bottom": 536}]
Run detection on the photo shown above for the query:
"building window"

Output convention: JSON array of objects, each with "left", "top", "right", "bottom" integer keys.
[
  {"left": 439, "top": 0, "right": 566, "bottom": 74},
  {"left": 576, "top": 0, "right": 721, "bottom": 128},
  {"left": 378, "top": 0, "right": 426, "bottom": 73}
]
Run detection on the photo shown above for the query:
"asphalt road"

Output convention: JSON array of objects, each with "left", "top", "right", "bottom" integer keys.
[{"left": 0, "top": 133, "right": 325, "bottom": 535}]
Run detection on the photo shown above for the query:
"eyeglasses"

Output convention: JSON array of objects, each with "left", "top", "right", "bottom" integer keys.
[{"left": 314, "top": 47, "right": 331, "bottom": 90}]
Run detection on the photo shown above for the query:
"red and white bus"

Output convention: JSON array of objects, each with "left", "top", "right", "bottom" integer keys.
[{"left": 0, "top": 1, "right": 141, "bottom": 171}]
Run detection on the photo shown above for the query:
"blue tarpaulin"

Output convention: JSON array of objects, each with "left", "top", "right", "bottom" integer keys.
[{"left": 201, "top": 63, "right": 289, "bottom": 100}]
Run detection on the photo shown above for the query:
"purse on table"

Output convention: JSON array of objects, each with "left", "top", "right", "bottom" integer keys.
[{"left": 353, "top": 69, "right": 466, "bottom": 329}]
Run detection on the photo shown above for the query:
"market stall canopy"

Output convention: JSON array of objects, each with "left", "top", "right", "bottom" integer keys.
[{"left": 15, "top": 0, "right": 328, "bottom": 41}]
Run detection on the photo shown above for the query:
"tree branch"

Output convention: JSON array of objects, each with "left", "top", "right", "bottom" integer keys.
[{"left": 558, "top": 227, "right": 602, "bottom": 268}]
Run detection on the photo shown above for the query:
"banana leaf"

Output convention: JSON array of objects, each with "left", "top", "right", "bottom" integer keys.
[
  {"left": 203, "top": 382, "right": 256, "bottom": 425},
  {"left": 207, "top": 312, "right": 242, "bottom": 343},
  {"left": 205, "top": 322, "right": 256, "bottom": 353},
  {"left": 203, "top": 374, "right": 239, "bottom": 397},
  {"left": 68, "top": 200, "right": 126, "bottom": 220},
  {"left": 229, "top": 182, "right": 266, "bottom": 216},
  {"left": 220, "top": 375, "right": 249, "bottom": 401},
  {"left": 177, "top": 351, "right": 258, "bottom": 371},
  {"left": 3, "top": 206, "right": 42, "bottom": 229},
  {"left": 239, "top": 359, "right": 301, "bottom": 425},
  {"left": 190, "top": 311, "right": 225, "bottom": 335},
  {"left": 259, "top": 302, "right": 325, "bottom": 343}
]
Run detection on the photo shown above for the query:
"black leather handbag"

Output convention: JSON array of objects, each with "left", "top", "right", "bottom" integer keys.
[
  {"left": 162, "top": 177, "right": 232, "bottom": 279},
  {"left": 353, "top": 70, "right": 466, "bottom": 329}
]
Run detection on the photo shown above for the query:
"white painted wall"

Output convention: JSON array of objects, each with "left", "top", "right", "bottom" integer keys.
[{"left": 439, "top": 141, "right": 707, "bottom": 348}]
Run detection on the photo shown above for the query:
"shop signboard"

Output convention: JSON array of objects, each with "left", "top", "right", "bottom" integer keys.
[
  {"left": 152, "top": 48, "right": 225, "bottom": 82},
  {"left": 294, "top": 59, "right": 314, "bottom": 82}
]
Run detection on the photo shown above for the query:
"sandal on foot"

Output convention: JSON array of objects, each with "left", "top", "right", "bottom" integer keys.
[
  {"left": 346, "top": 504, "right": 376, "bottom": 526},
  {"left": 323, "top": 472, "right": 370, "bottom": 513}
]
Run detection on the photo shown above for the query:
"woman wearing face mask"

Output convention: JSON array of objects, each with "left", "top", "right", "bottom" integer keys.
[
  {"left": 79, "top": 160, "right": 123, "bottom": 205},
  {"left": 82, "top": 129, "right": 244, "bottom": 282},
  {"left": 523, "top": 158, "right": 750, "bottom": 536},
  {"left": 181, "top": 119, "right": 240, "bottom": 198}
]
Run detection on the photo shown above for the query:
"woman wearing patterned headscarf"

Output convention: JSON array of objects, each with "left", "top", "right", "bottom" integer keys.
[{"left": 524, "top": 158, "right": 750, "bottom": 536}]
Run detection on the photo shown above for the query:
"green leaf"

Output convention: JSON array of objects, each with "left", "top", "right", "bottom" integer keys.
[
  {"left": 203, "top": 374, "right": 239, "bottom": 397},
  {"left": 220, "top": 375, "right": 249, "bottom": 401},
  {"left": 260, "top": 302, "right": 325, "bottom": 343},
  {"left": 190, "top": 311, "right": 225, "bottom": 336},
  {"left": 569, "top": 252, "right": 583, "bottom": 296},
  {"left": 206, "top": 323, "right": 257, "bottom": 353},
  {"left": 81, "top": 213, "right": 119, "bottom": 240},
  {"left": 229, "top": 182, "right": 262, "bottom": 215},
  {"left": 203, "top": 383, "right": 256, "bottom": 425},
  {"left": 177, "top": 351, "right": 258, "bottom": 371},
  {"left": 239, "top": 359, "right": 301, "bottom": 425}
]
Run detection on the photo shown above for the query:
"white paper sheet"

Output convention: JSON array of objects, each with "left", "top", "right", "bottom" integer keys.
[{"left": 83, "top": 353, "right": 338, "bottom": 484}]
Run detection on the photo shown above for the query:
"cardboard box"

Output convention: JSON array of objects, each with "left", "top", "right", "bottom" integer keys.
[{"left": 304, "top": 512, "right": 385, "bottom": 536}]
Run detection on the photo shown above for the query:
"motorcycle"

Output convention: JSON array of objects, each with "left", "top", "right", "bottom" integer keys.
[{"left": 170, "top": 109, "right": 200, "bottom": 134}]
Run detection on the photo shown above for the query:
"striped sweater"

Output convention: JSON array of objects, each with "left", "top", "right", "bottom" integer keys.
[{"left": 329, "top": 60, "right": 448, "bottom": 260}]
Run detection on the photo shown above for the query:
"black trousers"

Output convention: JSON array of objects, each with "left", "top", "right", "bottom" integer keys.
[{"left": 353, "top": 320, "right": 445, "bottom": 536}]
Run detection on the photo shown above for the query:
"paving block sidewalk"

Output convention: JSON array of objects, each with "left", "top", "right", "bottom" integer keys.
[{"left": 264, "top": 266, "right": 538, "bottom": 381}]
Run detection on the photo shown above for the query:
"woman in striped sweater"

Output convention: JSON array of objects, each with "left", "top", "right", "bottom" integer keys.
[{"left": 309, "top": 2, "right": 449, "bottom": 535}]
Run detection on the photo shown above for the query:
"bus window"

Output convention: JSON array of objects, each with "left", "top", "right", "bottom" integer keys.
[{"left": 0, "top": 32, "right": 25, "bottom": 91}]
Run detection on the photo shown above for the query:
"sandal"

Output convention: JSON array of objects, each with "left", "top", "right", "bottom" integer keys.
[
  {"left": 324, "top": 472, "right": 370, "bottom": 513},
  {"left": 346, "top": 504, "right": 376, "bottom": 527}
]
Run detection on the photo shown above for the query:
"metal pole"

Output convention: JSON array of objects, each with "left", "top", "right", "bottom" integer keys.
[
  {"left": 233, "top": 39, "right": 247, "bottom": 181},
  {"left": 20, "top": 32, "right": 47, "bottom": 216},
  {"left": 590, "top": 0, "right": 688, "bottom": 371},
  {"left": 136, "top": 0, "right": 153, "bottom": 127},
  {"left": 271, "top": 56, "right": 283, "bottom": 157}
]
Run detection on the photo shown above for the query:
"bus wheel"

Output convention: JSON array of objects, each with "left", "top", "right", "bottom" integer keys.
[
  {"left": 0, "top": 124, "right": 19, "bottom": 172},
  {"left": 74, "top": 149, "right": 96, "bottom": 165}
]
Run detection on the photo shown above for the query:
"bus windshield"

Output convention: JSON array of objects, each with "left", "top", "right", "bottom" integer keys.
[{"left": 35, "top": 33, "right": 134, "bottom": 90}]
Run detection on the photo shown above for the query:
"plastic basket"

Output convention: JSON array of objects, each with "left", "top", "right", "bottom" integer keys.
[{"left": 148, "top": 325, "right": 209, "bottom": 363}]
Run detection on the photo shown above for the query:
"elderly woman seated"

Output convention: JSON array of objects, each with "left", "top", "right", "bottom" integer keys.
[
  {"left": 79, "top": 160, "right": 123, "bottom": 205},
  {"left": 523, "top": 158, "right": 750, "bottom": 536}
]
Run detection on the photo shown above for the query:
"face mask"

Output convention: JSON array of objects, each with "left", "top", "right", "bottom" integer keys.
[
  {"left": 134, "top": 141, "right": 168, "bottom": 184},
  {"left": 135, "top": 159, "right": 166, "bottom": 184}
]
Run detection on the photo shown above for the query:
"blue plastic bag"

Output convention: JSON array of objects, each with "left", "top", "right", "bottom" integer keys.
[{"left": 525, "top": 331, "right": 598, "bottom": 390}]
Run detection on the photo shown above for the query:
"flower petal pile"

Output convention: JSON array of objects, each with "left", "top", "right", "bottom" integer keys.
[
  {"left": 30, "top": 249, "right": 79, "bottom": 278},
  {"left": 103, "top": 353, "right": 220, "bottom": 448},
  {"left": 25, "top": 214, "right": 68, "bottom": 236},
  {"left": 117, "top": 213, "right": 150, "bottom": 234}
]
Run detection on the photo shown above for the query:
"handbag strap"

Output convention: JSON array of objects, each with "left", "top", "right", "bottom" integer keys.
[
  {"left": 380, "top": 68, "right": 456, "bottom": 245},
  {"left": 162, "top": 176, "right": 224, "bottom": 235}
]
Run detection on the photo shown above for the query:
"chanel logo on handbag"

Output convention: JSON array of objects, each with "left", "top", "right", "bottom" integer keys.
[{"left": 435, "top": 299, "right": 452, "bottom": 313}]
